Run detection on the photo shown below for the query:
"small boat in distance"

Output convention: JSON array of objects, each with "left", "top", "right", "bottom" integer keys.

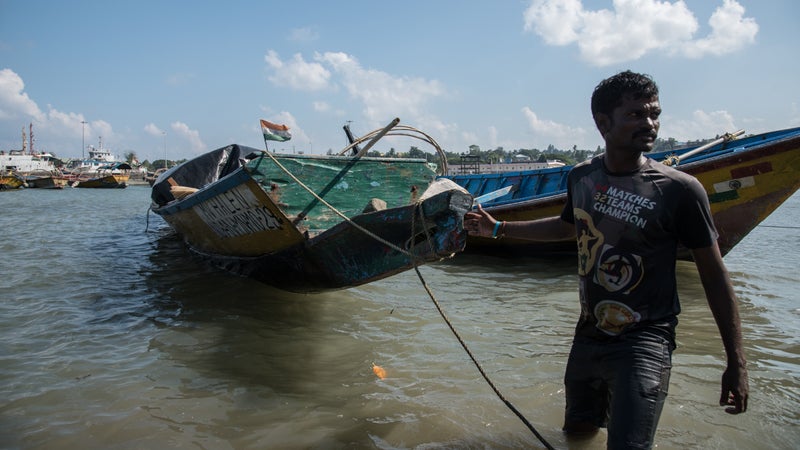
[
  {"left": 446, "top": 126, "right": 800, "bottom": 259},
  {"left": 64, "top": 140, "right": 130, "bottom": 188},
  {"left": 24, "top": 169, "right": 68, "bottom": 189},
  {"left": 0, "top": 170, "right": 26, "bottom": 190},
  {"left": 2, "top": 123, "right": 66, "bottom": 189},
  {"left": 150, "top": 118, "right": 472, "bottom": 293},
  {"left": 73, "top": 162, "right": 131, "bottom": 188}
]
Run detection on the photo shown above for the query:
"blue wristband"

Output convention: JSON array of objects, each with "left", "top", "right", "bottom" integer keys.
[{"left": 492, "top": 220, "right": 503, "bottom": 239}]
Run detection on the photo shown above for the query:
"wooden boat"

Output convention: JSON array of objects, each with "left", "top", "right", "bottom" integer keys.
[
  {"left": 150, "top": 119, "right": 472, "bottom": 293},
  {"left": 0, "top": 170, "right": 26, "bottom": 190},
  {"left": 146, "top": 168, "right": 168, "bottom": 187},
  {"left": 73, "top": 162, "right": 131, "bottom": 188},
  {"left": 24, "top": 170, "right": 68, "bottom": 189},
  {"left": 3, "top": 123, "right": 66, "bottom": 189},
  {"left": 446, "top": 126, "right": 800, "bottom": 258}
]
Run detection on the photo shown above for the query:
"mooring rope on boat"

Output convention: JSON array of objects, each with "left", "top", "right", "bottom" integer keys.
[
  {"left": 257, "top": 150, "right": 412, "bottom": 255},
  {"left": 258, "top": 148, "right": 555, "bottom": 448},
  {"left": 758, "top": 224, "right": 800, "bottom": 229},
  {"left": 409, "top": 207, "right": 556, "bottom": 450}
]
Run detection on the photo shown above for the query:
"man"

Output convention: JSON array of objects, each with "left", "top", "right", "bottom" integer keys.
[{"left": 465, "top": 70, "right": 748, "bottom": 449}]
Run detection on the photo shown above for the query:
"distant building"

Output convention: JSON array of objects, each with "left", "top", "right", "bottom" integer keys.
[{"left": 451, "top": 155, "right": 565, "bottom": 175}]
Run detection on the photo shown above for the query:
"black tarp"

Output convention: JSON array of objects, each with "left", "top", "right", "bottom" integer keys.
[{"left": 150, "top": 144, "right": 258, "bottom": 206}]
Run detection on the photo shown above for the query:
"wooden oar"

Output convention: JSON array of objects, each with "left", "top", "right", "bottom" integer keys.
[{"left": 664, "top": 129, "right": 745, "bottom": 166}]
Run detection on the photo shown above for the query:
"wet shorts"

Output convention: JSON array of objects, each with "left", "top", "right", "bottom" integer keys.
[{"left": 564, "top": 327, "right": 674, "bottom": 449}]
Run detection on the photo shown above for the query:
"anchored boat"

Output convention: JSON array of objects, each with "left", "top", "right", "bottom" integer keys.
[
  {"left": 447, "top": 127, "right": 800, "bottom": 258},
  {"left": 72, "top": 162, "right": 131, "bottom": 188},
  {"left": 150, "top": 119, "right": 472, "bottom": 292}
]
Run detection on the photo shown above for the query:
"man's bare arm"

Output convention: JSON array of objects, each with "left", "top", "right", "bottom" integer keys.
[
  {"left": 692, "top": 243, "right": 749, "bottom": 414},
  {"left": 464, "top": 205, "right": 575, "bottom": 242}
]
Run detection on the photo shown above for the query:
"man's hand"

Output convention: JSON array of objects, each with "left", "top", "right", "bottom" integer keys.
[
  {"left": 720, "top": 364, "right": 748, "bottom": 414},
  {"left": 464, "top": 204, "right": 497, "bottom": 238}
]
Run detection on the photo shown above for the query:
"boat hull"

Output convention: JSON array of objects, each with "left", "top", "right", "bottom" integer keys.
[
  {"left": 74, "top": 174, "right": 129, "bottom": 188},
  {"left": 0, "top": 173, "right": 25, "bottom": 190},
  {"left": 25, "top": 175, "right": 68, "bottom": 189},
  {"left": 151, "top": 145, "right": 471, "bottom": 292},
  {"left": 451, "top": 127, "right": 800, "bottom": 259}
]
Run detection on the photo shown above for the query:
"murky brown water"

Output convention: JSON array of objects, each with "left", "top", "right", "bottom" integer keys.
[{"left": 1, "top": 186, "right": 798, "bottom": 449}]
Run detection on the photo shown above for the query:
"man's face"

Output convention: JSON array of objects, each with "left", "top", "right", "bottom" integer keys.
[{"left": 601, "top": 94, "right": 661, "bottom": 154}]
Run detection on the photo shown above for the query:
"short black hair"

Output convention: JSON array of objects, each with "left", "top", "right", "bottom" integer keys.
[{"left": 591, "top": 70, "right": 659, "bottom": 117}]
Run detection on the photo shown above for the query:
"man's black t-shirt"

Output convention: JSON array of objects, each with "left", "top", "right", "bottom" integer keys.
[{"left": 561, "top": 155, "right": 718, "bottom": 340}]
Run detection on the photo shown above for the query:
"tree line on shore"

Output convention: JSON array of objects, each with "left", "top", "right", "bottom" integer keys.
[
  {"left": 120, "top": 135, "right": 709, "bottom": 172},
  {"left": 324, "top": 135, "right": 708, "bottom": 167}
]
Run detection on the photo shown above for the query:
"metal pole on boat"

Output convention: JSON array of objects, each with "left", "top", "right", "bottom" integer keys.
[
  {"left": 162, "top": 131, "right": 167, "bottom": 169},
  {"left": 666, "top": 129, "right": 745, "bottom": 166},
  {"left": 343, "top": 122, "right": 362, "bottom": 156},
  {"left": 294, "top": 118, "right": 400, "bottom": 222},
  {"left": 81, "top": 120, "right": 86, "bottom": 160},
  {"left": 354, "top": 117, "right": 400, "bottom": 158}
]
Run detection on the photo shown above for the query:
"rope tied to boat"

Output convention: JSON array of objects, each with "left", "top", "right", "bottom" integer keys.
[
  {"left": 256, "top": 149, "right": 414, "bottom": 256},
  {"left": 259, "top": 131, "right": 555, "bottom": 448},
  {"left": 408, "top": 207, "right": 556, "bottom": 449}
]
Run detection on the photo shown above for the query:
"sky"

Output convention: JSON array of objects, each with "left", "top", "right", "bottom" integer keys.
[{"left": 1, "top": 0, "right": 798, "bottom": 163}]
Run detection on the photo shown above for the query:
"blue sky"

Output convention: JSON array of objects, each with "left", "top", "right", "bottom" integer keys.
[{"left": 1, "top": 0, "right": 798, "bottom": 163}]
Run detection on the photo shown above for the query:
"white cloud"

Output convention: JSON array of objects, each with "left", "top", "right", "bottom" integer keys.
[
  {"left": 144, "top": 123, "right": 164, "bottom": 136},
  {"left": 46, "top": 109, "right": 114, "bottom": 151},
  {"left": 263, "top": 50, "right": 454, "bottom": 149},
  {"left": 264, "top": 50, "right": 331, "bottom": 91},
  {"left": 47, "top": 108, "right": 86, "bottom": 136},
  {"left": 523, "top": 0, "right": 757, "bottom": 66},
  {"left": 0, "top": 68, "right": 44, "bottom": 120},
  {"left": 0, "top": 68, "right": 121, "bottom": 153},
  {"left": 661, "top": 109, "right": 738, "bottom": 141},
  {"left": 89, "top": 120, "right": 115, "bottom": 145},
  {"left": 315, "top": 52, "right": 447, "bottom": 129},
  {"left": 522, "top": 106, "right": 587, "bottom": 147},
  {"left": 170, "top": 121, "right": 207, "bottom": 155},
  {"left": 678, "top": 0, "right": 758, "bottom": 59}
]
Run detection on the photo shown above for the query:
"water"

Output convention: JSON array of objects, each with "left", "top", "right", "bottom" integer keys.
[{"left": 1, "top": 186, "right": 798, "bottom": 449}]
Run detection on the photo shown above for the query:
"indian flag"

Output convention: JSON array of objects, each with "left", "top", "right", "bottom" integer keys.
[{"left": 260, "top": 119, "right": 292, "bottom": 142}]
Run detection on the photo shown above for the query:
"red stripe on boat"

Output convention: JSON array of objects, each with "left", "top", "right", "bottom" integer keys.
[{"left": 730, "top": 161, "right": 773, "bottom": 178}]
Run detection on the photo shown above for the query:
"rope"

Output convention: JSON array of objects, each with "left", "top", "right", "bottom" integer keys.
[
  {"left": 257, "top": 146, "right": 555, "bottom": 448},
  {"left": 758, "top": 224, "right": 800, "bottom": 229},
  {"left": 410, "top": 201, "right": 556, "bottom": 449},
  {"left": 265, "top": 147, "right": 553, "bottom": 450},
  {"left": 150, "top": 144, "right": 554, "bottom": 445},
  {"left": 145, "top": 205, "right": 152, "bottom": 232},
  {"left": 256, "top": 150, "right": 412, "bottom": 256}
]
